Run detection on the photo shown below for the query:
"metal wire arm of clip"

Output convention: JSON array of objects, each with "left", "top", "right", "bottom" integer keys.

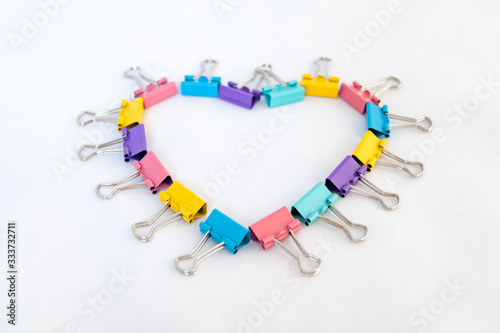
[
  {"left": 273, "top": 227, "right": 322, "bottom": 277},
  {"left": 378, "top": 148, "right": 424, "bottom": 178},
  {"left": 316, "top": 205, "right": 368, "bottom": 242},
  {"left": 77, "top": 135, "right": 125, "bottom": 161},
  {"left": 193, "top": 59, "right": 218, "bottom": 81},
  {"left": 124, "top": 66, "right": 161, "bottom": 88},
  {"left": 312, "top": 57, "right": 332, "bottom": 78},
  {"left": 360, "top": 76, "right": 402, "bottom": 97},
  {"left": 131, "top": 200, "right": 183, "bottom": 242},
  {"left": 95, "top": 170, "right": 146, "bottom": 200},
  {"left": 350, "top": 175, "right": 401, "bottom": 211},
  {"left": 174, "top": 231, "right": 226, "bottom": 276},
  {"left": 76, "top": 107, "right": 122, "bottom": 127}
]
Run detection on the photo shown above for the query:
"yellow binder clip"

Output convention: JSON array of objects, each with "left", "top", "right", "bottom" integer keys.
[
  {"left": 118, "top": 98, "right": 144, "bottom": 131},
  {"left": 301, "top": 57, "right": 339, "bottom": 98},
  {"left": 131, "top": 181, "right": 208, "bottom": 242},
  {"left": 353, "top": 130, "right": 424, "bottom": 177}
]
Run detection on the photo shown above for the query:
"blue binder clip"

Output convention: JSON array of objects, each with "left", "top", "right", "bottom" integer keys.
[
  {"left": 174, "top": 209, "right": 250, "bottom": 276},
  {"left": 366, "top": 103, "right": 434, "bottom": 138},
  {"left": 291, "top": 183, "right": 368, "bottom": 242},
  {"left": 259, "top": 64, "right": 305, "bottom": 107},
  {"left": 181, "top": 59, "right": 221, "bottom": 97}
]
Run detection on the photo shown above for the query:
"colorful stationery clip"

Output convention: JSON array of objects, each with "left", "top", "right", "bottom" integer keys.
[
  {"left": 174, "top": 209, "right": 250, "bottom": 275},
  {"left": 181, "top": 59, "right": 221, "bottom": 97},
  {"left": 249, "top": 207, "right": 321, "bottom": 276},
  {"left": 218, "top": 67, "right": 266, "bottom": 109},
  {"left": 339, "top": 76, "right": 401, "bottom": 114},
  {"left": 260, "top": 64, "right": 305, "bottom": 107},
  {"left": 301, "top": 57, "right": 339, "bottom": 97},
  {"left": 95, "top": 151, "right": 172, "bottom": 199},
  {"left": 77, "top": 98, "right": 144, "bottom": 131},
  {"left": 325, "top": 155, "right": 400, "bottom": 210},
  {"left": 291, "top": 183, "right": 368, "bottom": 242},
  {"left": 131, "top": 181, "right": 207, "bottom": 242},
  {"left": 366, "top": 103, "right": 434, "bottom": 138},
  {"left": 124, "top": 66, "right": 177, "bottom": 108},
  {"left": 353, "top": 130, "right": 424, "bottom": 177},
  {"left": 77, "top": 124, "right": 147, "bottom": 162}
]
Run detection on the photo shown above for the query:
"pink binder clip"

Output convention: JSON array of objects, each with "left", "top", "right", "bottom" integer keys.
[
  {"left": 339, "top": 76, "right": 401, "bottom": 114},
  {"left": 249, "top": 207, "right": 322, "bottom": 276},
  {"left": 124, "top": 66, "right": 177, "bottom": 108},
  {"left": 95, "top": 151, "right": 173, "bottom": 199}
]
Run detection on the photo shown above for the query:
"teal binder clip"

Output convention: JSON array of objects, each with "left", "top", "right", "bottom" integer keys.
[
  {"left": 259, "top": 64, "right": 305, "bottom": 107},
  {"left": 181, "top": 59, "right": 221, "bottom": 97},
  {"left": 174, "top": 209, "right": 250, "bottom": 275},
  {"left": 366, "top": 102, "right": 434, "bottom": 138},
  {"left": 291, "top": 182, "right": 368, "bottom": 242}
]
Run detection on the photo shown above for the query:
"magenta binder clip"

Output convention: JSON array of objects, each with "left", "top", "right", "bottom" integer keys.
[
  {"left": 124, "top": 66, "right": 177, "bottom": 108},
  {"left": 249, "top": 207, "right": 322, "bottom": 276},
  {"left": 77, "top": 124, "right": 147, "bottom": 162},
  {"left": 95, "top": 151, "right": 173, "bottom": 199},
  {"left": 325, "top": 155, "right": 400, "bottom": 210},
  {"left": 339, "top": 76, "right": 401, "bottom": 114}
]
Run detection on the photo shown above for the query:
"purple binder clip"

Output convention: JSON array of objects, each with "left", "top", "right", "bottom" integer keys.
[
  {"left": 219, "top": 81, "right": 262, "bottom": 109},
  {"left": 218, "top": 67, "right": 266, "bottom": 109},
  {"left": 124, "top": 66, "right": 177, "bottom": 108},
  {"left": 77, "top": 124, "right": 147, "bottom": 162},
  {"left": 325, "top": 156, "right": 400, "bottom": 211}
]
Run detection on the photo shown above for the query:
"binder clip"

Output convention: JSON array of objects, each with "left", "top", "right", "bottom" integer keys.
[
  {"left": 260, "top": 64, "right": 305, "bottom": 107},
  {"left": 95, "top": 151, "right": 172, "bottom": 199},
  {"left": 291, "top": 182, "right": 368, "bottom": 242},
  {"left": 366, "top": 103, "right": 434, "bottom": 138},
  {"left": 124, "top": 66, "right": 177, "bottom": 108},
  {"left": 76, "top": 98, "right": 144, "bottom": 131},
  {"left": 249, "top": 207, "right": 322, "bottom": 277},
  {"left": 300, "top": 57, "right": 339, "bottom": 98},
  {"left": 218, "top": 67, "right": 266, "bottom": 109},
  {"left": 339, "top": 76, "right": 401, "bottom": 114},
  {"left": 174, "top": 209, "right": 250, "bottom": 275},
  {"left": 77, "top": 124, "right": 147, "bottom": 162},
  {"left": 325, "top": 155, "right": 400, "bottom": 210},
  {"left": 131, "top": 181, "right": 207, "bottom": 242},
  {"left": 181, "top": 59, "right": 221, "bottom": 97},
  {"left": 353, "top": 130, "right": 424, "bottom": 178}
]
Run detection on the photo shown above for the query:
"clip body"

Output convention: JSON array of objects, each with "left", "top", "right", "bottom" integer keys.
[
  {"left": 339, "top": 81, "right": 380, "bottom": 114},
  {"left": 353, "top": 130, "right": 424, "bottom": 177},
  {"left": 95, "top": 151, "right": 172, "bottom": 199},
  {"left": 262, "top": 81, "right": 305, "bottom": 107},
  {"left": 131, "top": 181, "right": 207, "bottom": 242},
  {"left": 125, "top": 66, "right": 177, "bottom": 108},
  {"left": 291, "top": 183, "right": 368, "bottom": 242},
  {"left": 218, "top": 81, "right": 262, "bottom": 109},
  {"left": 326, "top": 156, "right": 400, "bottom": 210},
  {"left": 122, "top": 125, "right": 148, "bottom": 162},
  {"left": 118, "top": 98, "right": 144, "bottom": 131},
  {"left": 181, "top": 60, "right": 220, "bottom": 97},
  {"left": 249, "top": 207, "right": 321, "bottom": 276},
  {"left": 301, "top": 57, "right": 339, "bottom": 97},
  {"left": 135, "top": 77, "right": 177, "bottom": 108},
  {"left": 174, "top": 209, "right": 250, "bottom": 275},
  {"left": 366, "top": 103, "right": 434, "bottom": 138},
  {"left": 339, "top": 76, "right": 401, "bottom": 114},
  {"left": 78, "top": 124, "right": 147, "bottom": 162}
]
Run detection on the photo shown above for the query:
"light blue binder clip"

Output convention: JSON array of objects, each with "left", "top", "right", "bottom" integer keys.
[
  {"left": 291, "top": 182, "right": 368, "bottom": 242},
  {"left": 181, "top": 59, "right": 221, "bottom": 97},
  {"left": 174, "top": 209, "right": 250, "bottom": 275},
  {"left": 366, "top": 102, "right": 434, "bottom": 138},
  {"left": 259, "top": 64, "right": 305, "bottom": 107}
]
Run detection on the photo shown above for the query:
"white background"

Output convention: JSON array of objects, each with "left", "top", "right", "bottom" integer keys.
[{"left": 1, "top": 0, "right": 499, "bottom": 332}]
